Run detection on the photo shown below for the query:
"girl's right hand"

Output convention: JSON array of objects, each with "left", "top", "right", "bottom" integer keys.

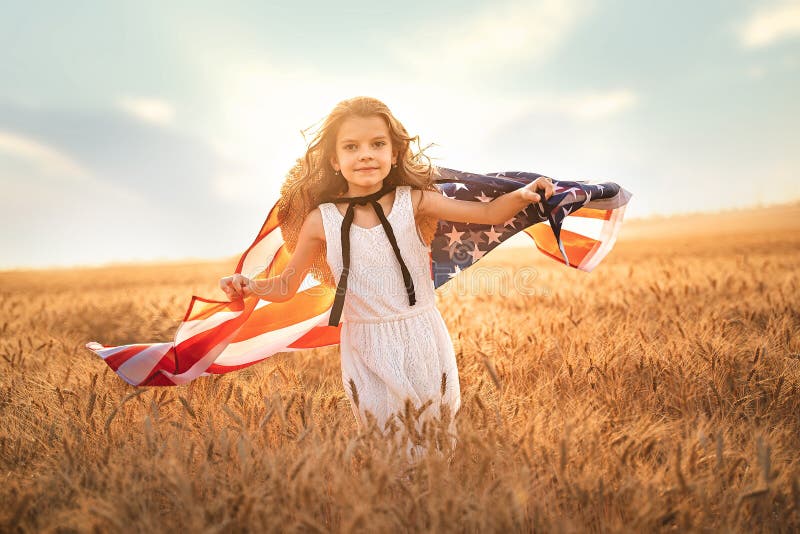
[
  {"left": 219, "top": 274, "right": 252, "bottom": 300},
  {"left": 520, "top": 176, "right": 555, "bottom": 203}
]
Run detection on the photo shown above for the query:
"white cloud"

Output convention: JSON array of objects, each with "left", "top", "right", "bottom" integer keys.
[
  {"left": 117, "top": 96, "right": 176, "bottom": 125},
  {"left": 391, "top": 0, "right": 591, "bottom": 76},
  {"left": 0, "top": 130, "right": 89, "bottom": 178},
  {"left": 468, "top": 88, "right": 638, "bottom": 124},
  {"left": 740, "top": 2, "right": 800, "bottom": 48}
]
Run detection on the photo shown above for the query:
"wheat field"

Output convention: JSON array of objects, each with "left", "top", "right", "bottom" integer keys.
[{"left": 1, "top": 204, "right": 799, "bottom": 532}]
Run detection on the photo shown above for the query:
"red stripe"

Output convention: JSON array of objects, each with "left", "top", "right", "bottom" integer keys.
[
  {"left": 287, "top": 324, "right": 342, "bottom": 348},
  {"left": 232, "top": 291, "right": 333, "bottom": 342},
  {"left": 173, "top": 305, "right": 251, "bottom": 373},
  {"left": 572, "top": 206, "right": 613, "bottom": 221},
  {"left": 102, "top": 345, "right": 152, "bottom": 371},
  {"left": 139, "top": 350, "right": 180, "bottom": 386},
  {"left": 183, "top": 295, "right": 245, "bottom": 322},
  {"left": 524, "top": 225, "right": 601, "bottom": 268}
]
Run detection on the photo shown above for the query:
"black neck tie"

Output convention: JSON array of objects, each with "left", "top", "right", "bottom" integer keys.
[{"left": 326, "top": 183, "right": 416, "bottom": 327}]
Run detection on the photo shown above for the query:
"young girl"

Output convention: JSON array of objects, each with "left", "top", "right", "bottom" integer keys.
[{"left": 219, "top": 96, "right": 554, "bottom": 457}]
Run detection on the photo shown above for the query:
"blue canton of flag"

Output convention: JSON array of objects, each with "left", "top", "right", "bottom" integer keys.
[{"left": 431, "top": 168, "right": 632, "bottom": 288}]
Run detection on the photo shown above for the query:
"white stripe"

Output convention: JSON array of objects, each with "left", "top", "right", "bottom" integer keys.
[
  {"left": 212, "top": 308, "right": 332, "bottom": 367},
  {"left": 578, "top": 203, "right": 629, "bottom": 272},
  {"left": 195, "top": 343, "right": 313, "bottom": 378},
  {"left": 164, "top": 334, "right": 239, "bottom": 385},
  {"left": 85, "top": 342, "right": 136, "bottom": 360},
  {"left": 115, "top": 343, "right": 174, "bottom": 385},
  {"left": 560, "top": 216, "right": 603, "bottom": 241},
  {"left": 252, "top": 272, "right": 322, "bottom": 311},
  {"left": 167, "top": 278, "right": 330, "bottom": 381},
  {"left": 174, "top": 274, "right": 320, "bottom": 348},
  {"left": 175, "top": 310, "right": 242, "bottom": 345},
  {"left": 241, "top": 226, "right": 285, "bottom": 277},
  {"left": 297, "top": 272, "right": 322, "bottom": 292},
  {"left": 585, "top": 187, "right": 633, "bottom": 210}
]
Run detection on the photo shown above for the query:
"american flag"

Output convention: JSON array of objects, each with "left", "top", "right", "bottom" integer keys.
[{"left": 86, "top": 168, "right": 631, "bottom": 386}]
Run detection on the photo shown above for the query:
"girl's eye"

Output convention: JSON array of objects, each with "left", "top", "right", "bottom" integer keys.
[{"left": 343, "top": 141, "right": 385, "bottom": 150}]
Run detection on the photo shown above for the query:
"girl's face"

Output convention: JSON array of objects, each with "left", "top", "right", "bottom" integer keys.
[{"left": 330, "top": 115, "right": 397, "bottom": 192}]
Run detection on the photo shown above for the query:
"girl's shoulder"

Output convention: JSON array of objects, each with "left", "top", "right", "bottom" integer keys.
[
  {"left": 299, "top": 207, "right": 326, "bottom": 243},
  {"left": 407, "top": 186, "right": 424, "bottom": 217},
  {"left": 407, "top": 185, "right": 443, "bottom": 219}
]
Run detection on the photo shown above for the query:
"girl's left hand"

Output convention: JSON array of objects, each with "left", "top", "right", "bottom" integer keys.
[
  {"left": 219, "top": 273, "right": 253, "bottom": 300},
  {"left": 519, "top": 176, "right": 555, "bottom": 203}
]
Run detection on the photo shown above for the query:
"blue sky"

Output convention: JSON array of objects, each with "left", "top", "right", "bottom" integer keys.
[{"left": 1, "top": 0, "right": 798, "bottom": 269}]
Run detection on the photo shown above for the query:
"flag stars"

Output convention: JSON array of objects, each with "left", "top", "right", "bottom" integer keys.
[
  {"left": 468, "top": 243, "right": 486, "bottom": 261},
  {"left": 444, "top": 225, "right": 465, "bottom": 246},
  {"left": 475, "top": 191, "right": 492, "bottom": 203},
  {"left": 484, "top": 226, "right": 503, "bottom": 244}
]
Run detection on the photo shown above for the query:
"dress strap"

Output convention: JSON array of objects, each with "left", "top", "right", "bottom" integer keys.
[{"left": 324, "top": 181, "right": 416, "bottom": 327}]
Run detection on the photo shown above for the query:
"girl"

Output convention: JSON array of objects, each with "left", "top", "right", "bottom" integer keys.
[{"left": 219, "top": 96, "right": 554, "bottom": 457}]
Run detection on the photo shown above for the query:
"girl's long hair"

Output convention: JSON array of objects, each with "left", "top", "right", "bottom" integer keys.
[{"left": 277, "top": 96, "right": 440, "bottom": 286}]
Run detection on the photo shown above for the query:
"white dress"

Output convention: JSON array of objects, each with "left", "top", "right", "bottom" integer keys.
[{"left": 318, "top": 186, "right": 461, "bottom": 452}]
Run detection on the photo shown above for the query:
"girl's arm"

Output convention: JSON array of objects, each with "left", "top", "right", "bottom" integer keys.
[
  {"left": 416, "top": 177, "right": 554, "bottom": 225},
  {"left": 222, "top": 209, "right": 325, "bottom": 302},
  {"left": 251, "top": 208, "right": 325, "bottom": 302}
]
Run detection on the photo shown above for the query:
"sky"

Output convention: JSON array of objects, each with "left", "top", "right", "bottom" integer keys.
[{"left": 1, "top": 0, "right": 798, "bottom": 269}]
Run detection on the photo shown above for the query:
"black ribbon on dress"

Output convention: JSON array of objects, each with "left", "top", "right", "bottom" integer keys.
[{"left": 325, "top": 182, "right": 416, "bottom": 327}]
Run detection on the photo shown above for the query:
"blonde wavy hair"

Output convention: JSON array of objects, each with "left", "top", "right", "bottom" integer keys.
[{"left": 277, "top": 96, "right": 440, "bottom": 287}]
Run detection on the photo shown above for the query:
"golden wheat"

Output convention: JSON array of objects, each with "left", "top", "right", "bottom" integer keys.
[{"left": 1, "top": 204, "right": 799, "bottom": 532}]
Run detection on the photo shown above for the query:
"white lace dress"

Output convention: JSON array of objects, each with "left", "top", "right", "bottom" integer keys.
[{"left": 318, "top": 185, "right": 461, "bottom": 450}]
